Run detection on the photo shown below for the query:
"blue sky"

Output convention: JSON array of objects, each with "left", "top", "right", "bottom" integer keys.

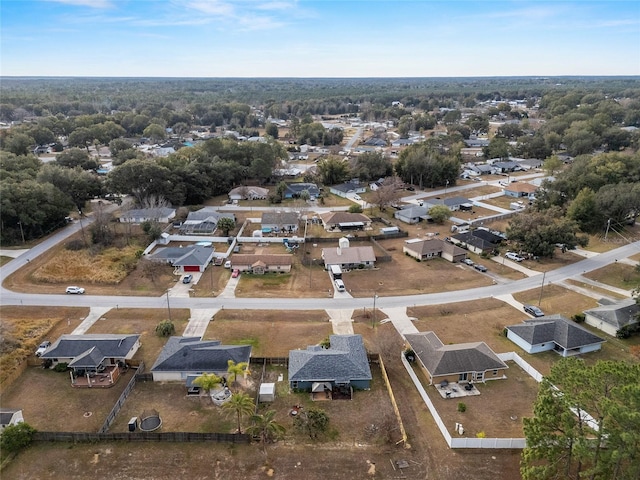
[{"left": 1, "top": 0, "right": 639, "bottom": 77}]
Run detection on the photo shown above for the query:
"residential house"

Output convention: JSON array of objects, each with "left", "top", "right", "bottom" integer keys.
[
  {"left": 151, "top": 337, "right": 251, "bottom": 387},
  {"left": 330, "top": 180, "right": 367, "bottom": 198},
  {"left": 403, "top": 238, "right": 467, "bottom": 263},
  {"left": 181, "top": 207, "right": 236, "bottom": 235},
  {"left": 424, "top": 196, "right": 473, "bottom": 212},
  {"left": 506, "top": 315, "right": 605, "bottom": 357},
  {"left": 394, "top": 205, "right": 431, "bottom": 224},
  {"left": 148, "top": 245, "right": 215, "bottom": 273},
  {"left": 405, "top": 331, "right": 508, "bottom": 385},
  {"left": 322, "top": 244, "right": 376, "bottom": 270},
  {"left": 231, "top": 254, "right": 293, "bottom": 274},
  {"left": 288, "top": 334, "right": 372, "bottom": 398},
  {"left": 490, "top": 160, "right": 520, "bottom": 174},
  {"left": 261, "top": 212, "right": 299, "bottom": 234},
  {"left": 584, "top": 298, "right": 640, "bottom": 337},
  {"left": 449, "top": 229, "right": 503, "bottom": 255},
  {"left": 40, "top": 334, "right": 141, "bottom": 387},
  {"left": 283, "top": 183, "right": 320, "bottom": 199},
  {"left": 228, "top": 186, "right": 269, "bottom": 201},
  {"left": 319, "top": 212, "right": 372, "bottom": 231},
  {"left": 503, "top": 182, "right": 538, "bottom": 199},
  {"left": 464, "top": 138, "right": 490, "bottom": 148},
  {"left": 119, "top": 207, "right": 176, "bottom": 224},
  {"left": 0, "top": 409, "right": 24, "bottom": 431}
]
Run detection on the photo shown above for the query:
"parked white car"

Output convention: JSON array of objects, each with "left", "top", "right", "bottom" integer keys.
[
  {"left": 66, "top": 286, "right": 85, "bottom": 294},
  {"left": 35, "top": 341, "right": 51, "bottom": 357},
  {"left": 505, "top": 252, "right": 524, "bottom": 262}
]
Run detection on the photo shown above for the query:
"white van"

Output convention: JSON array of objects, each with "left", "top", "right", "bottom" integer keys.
[
  {"left": 329, "top": 265, "right": 342, "bottom": 279},
  {"left": 334, "top": 279, "right": 346, "bottom": 292}
]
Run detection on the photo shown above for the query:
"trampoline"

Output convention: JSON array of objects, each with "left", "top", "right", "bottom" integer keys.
[{"left": 139, "top": 409, "right": 162, "bottom": 432}]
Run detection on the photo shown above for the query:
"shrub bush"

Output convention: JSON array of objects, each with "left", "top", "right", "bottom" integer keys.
[
  {"left": 155, "top": 320, "right": 176, "bottom": 337},
  {"left": 65, "top": 239, "right": 85, "bottom": 251},
  {"left": 457, "top": 402, "right": 466, "bottom": 413},
  {"left": 572, "top": 313, "right": 585, "bottom": 323},
  {"left": 53, "top": 362, "right": 69, "bottom": 372}
]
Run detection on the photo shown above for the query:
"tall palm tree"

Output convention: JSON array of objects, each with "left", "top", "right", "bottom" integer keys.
[
  {"left": 246, "top": 410, "right": 286, "bottom": 454},
  {"left": 227, "top": 360, "right": 250, "bottom": 386},
  {"left": 222, "top": 392, "right": 255, "bottom": 434}
]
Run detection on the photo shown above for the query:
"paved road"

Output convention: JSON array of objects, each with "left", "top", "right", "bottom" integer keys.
[{"left": 2, "top": 241, "right": 638, "bottom": 311}]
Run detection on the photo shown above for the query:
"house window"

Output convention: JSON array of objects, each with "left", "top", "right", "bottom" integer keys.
[
  {"left": 291, "top": 381, "right": 298, "bottom": 389},
  {"left": 459, "top": 372, "right": 468, "bottom": 381},
  {"left": 475, "top": 372, "right": 484, "bottom": 381},
  {"left": 493, "top": 370, "right": 498, "bottom": 375}
]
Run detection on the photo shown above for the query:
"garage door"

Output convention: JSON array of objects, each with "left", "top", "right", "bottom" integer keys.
[{"left": 183, "top": 265, "right": 200, "bottom": 272}]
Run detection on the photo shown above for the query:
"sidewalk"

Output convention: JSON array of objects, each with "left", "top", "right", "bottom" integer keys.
[
  {"left": 71, "top": 307, "right": 112, "bottom": 335},
  {"left": 490, "top": 256, "right": 542, "bottom": 277}
]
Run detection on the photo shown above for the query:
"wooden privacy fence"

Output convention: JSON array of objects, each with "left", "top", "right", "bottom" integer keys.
[
  {"left": 98, "top": 362, "right": 145, "bottom": 434},
  {"left": 34, "top": 431, "right": 250, "bottom": 444}
]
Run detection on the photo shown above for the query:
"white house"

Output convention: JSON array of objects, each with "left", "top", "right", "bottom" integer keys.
[
  {"left": 506, "top": 315, "right": 605, "bottom": 357},
  {"left": 583, "top": 299, "right": 640, "bottom": 337}
]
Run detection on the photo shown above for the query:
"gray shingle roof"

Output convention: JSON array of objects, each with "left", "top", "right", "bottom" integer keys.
[
  {"left": 584, "top": 299, "right": 639, "bottom": 330},
  {"left": 288, "top": 334, "right": 372, "bottom": 384},
  {"left": 40, "top": 334, "right": 140, "bottom": 362},
  {"left": 261, "top": 212, "right": 299, "bottom": 226},
  {"left": 322, "top": 246, "right": 376, "bottom": 265},
  {"left": 405, "top": 332, "right": 507, "bottom": 377},
  {"left": 151, "top": 337, "right": 251, "bottom": 372},
  {"left": 507, "top": 315, "right": 605, "bottom": 350}
]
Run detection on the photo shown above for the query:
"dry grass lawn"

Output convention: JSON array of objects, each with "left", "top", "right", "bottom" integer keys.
[
  {"left": 205, "top": 310, "right": 332, "bottom": 357},
  {"left": 85, "top": 308, "right": 190, "bottom": 367},
  {"left": 418, "top": 360, "right": 538, "bottom": 438},
  {"left": 108, "top": 381, "right": 235, "bottom": 433},
  {"left": 0, "top": 306, "right": 87, "bottom": 391},
  {"left": 584, "top": 262, "right": 640, "bottom": 291},
  {"left": 0, "top": 365, "right": 135, "bottom": 432},
  {"left": 513, "top": 284, "right": 599, "bottom": 319},
  {"left": 4, "top": 231, "right": 176, "bottom": 296}
]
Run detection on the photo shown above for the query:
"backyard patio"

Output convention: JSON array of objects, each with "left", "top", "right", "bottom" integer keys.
[{"left": 436, "top": 380, "right": 481, "bottom": 399}]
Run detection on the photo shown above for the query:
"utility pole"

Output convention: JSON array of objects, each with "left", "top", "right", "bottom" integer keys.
[
  {"left": 166, "top": 289, "right": 172, "bottom": 322},
  {"left": 537, "top": 271, "right": 546, "bottom": 307},
  {"left": 372, "top": 292, "right": 379, "bottom": 328},
  {"left": 17, "top": 221, "right": 25, "bottom": 244},
  {"left": 604, "top": 218, "right": 611, "bottom": 241}
]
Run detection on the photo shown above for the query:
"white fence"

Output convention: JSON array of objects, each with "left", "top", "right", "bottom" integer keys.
[
  {"left": 497, "top": 351, "right": 543, "bottom": 383},
  {"left": 401, "top": 353, "right": 530, "bottom": 449}
]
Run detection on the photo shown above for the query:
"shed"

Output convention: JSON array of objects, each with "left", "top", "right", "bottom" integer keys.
[{"left": 259, "top": 383, "right": 276, "bottom": 402}]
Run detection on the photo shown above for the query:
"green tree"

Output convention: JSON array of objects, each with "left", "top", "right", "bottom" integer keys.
[
  {"left": 348, "top": 204, "right": 363, "bottom": 213},
  {"left": 247, "top": 410, "right": 286, "bottom": 454},
  {"left": 143, "top": 123, "right": 166, "bottom": 142},
  {"left": 483, "top": 137, "right": 510, "bottom": 160},
  {"left": 352, "top": 151, "right": 392, "bottom": 181},
  {"left": 294, "top": 406, "right": 330, "bottom": 440},
  {"left": 316, "top": 156, "right": 350, "bottom": 186},
  {"left": 155, "top": 320, "right": 175, "bottom": 337},
  {"left": 37, "top": 164, "right": 103, "bottom": 211},
  {"left": 543, "top": 155, "right": 563, "bottom": 176},
  {"left": 222, "top": 392, "right": 255, "bottom": 434},
  {"left": 566, "top": 187, "right": 601, "bottom": 233},
  {"left": 265, "top": 122, "right": 279, "bottom": 139},
  {"left": 506, "top": 207, "right": 586, "bottom": 257},
  {"left": 3, "top": 133, "right": 35, "bottom": 156},
  {"left": 226, "top": 359, "right": 249, "bottom": 386},
  {"left": 428, "top": 205, "right": 452, "bottom": 224},
  {"left": 0, "top": 422, "right": 36, "bottom": 454},
  {"left": 217, "top": 217, "right": 236, "bottom": 236},
  {"left": 56, "top": 148, "right": 99, "bottom": 170},
  {"left": 522, "top": 358, "right": 640, "bottom": 480},
  {"left": 192, "top": 373, "right": 222, "bottom": 395},
  {"left": 68, "top": 127, "right": 95, "bottom": 151}
]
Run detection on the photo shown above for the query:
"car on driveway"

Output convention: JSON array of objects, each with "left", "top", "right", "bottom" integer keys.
[
  {"left": 66, "top": 286, "right": 85, "bottom": 294},
  {"left": 474, "top": 264, "right": 487, "bottom": 272},
  {"left": 35, "top": 341, "right": 51, "bottom": 357},
  {"left": 462, "top": 258, "right": 474, "bottom": 266},
  {"left": 523, "top": 304, "right": 545, "bottom": 317},
  {"left": 505, "top": 252, "right": 524, "bottom": 262},
  {"left": 231, "top": 269, "right": 240, "bottom": 278},
  {"left": 182, "top": 274, "right": 193, "bottom": 284}
]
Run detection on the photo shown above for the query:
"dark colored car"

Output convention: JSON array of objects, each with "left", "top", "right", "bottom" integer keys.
[
  {"left": 523, "top": 304, "right": 544, "bottom": 317},
  {"left": 474, "top": 264, "right": 487, "bottom": 272}
]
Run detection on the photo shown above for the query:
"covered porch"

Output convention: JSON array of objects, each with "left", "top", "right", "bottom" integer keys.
[{"left": 71, "top": 365, "right": 123, "bottom": 388}]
